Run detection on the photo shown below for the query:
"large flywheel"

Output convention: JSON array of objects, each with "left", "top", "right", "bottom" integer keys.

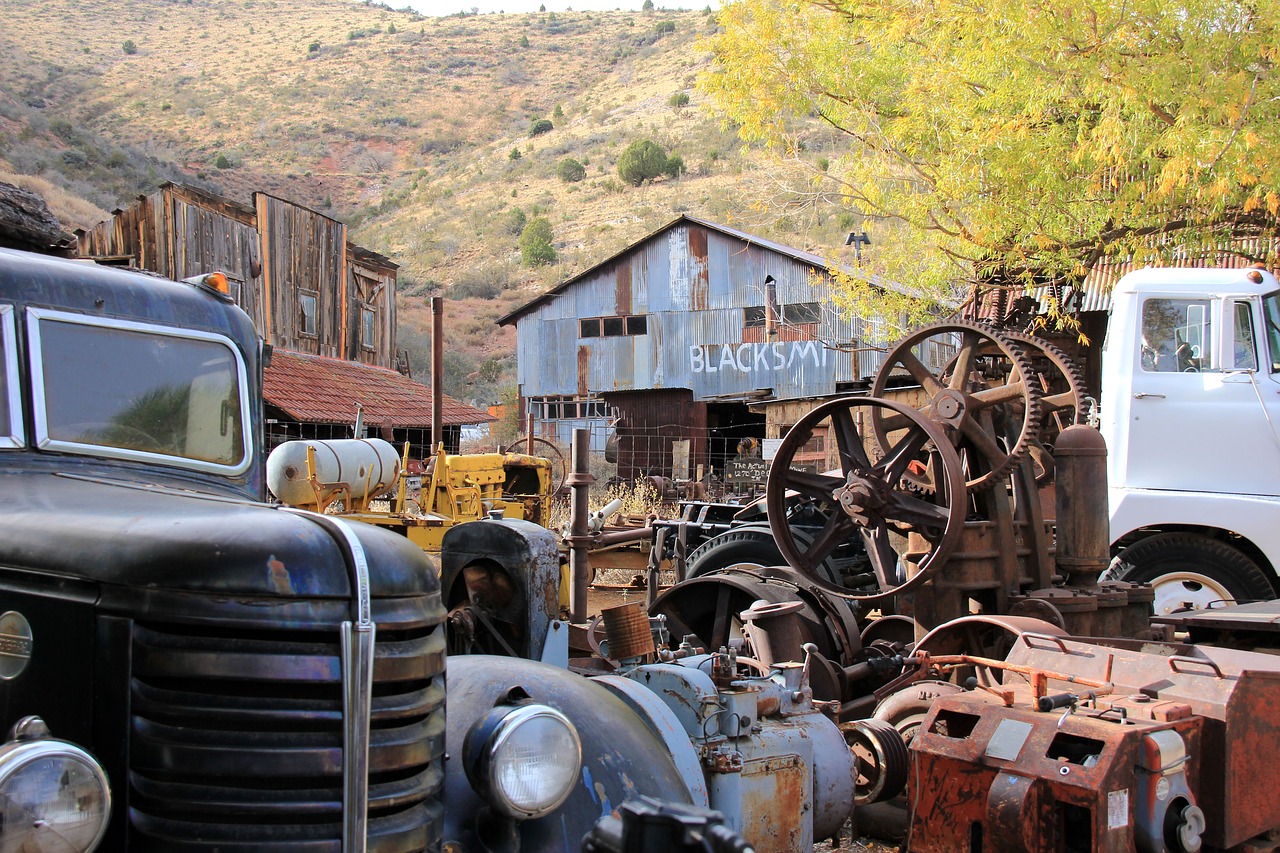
[
  {"left": 868, "top": 321, "right": 1043, "bottom": 492},
  {"left": 764, "top": 397, "right": 967, "bottom": 603}
]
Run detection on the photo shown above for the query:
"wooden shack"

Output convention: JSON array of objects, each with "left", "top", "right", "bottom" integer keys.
[{"left": 76, "top": 183, "right": 397, "bottom": 369}]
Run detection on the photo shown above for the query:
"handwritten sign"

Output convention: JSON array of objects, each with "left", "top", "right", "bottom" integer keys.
[{"left": 727, "top": 458, "right": 770, "bottom": 483}]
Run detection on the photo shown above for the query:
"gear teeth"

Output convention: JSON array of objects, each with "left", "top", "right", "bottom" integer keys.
[
  {"left": 868, "top": 320, "right": 1045, "bottom": 493},
  {"left": 1000, "top": 330, "right": 1088, "bottom": 430}
]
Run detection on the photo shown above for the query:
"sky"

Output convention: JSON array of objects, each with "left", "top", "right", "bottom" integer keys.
[{"left": 406, "top": 0, "right": 716, "bottom": 15}]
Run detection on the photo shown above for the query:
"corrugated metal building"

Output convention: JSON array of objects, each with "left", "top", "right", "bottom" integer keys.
[{"left": 499, "top": 216, "right": 908, "bottom": 480}]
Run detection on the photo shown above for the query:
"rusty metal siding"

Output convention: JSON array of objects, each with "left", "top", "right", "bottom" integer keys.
[
  {"left": 615, "top": 263, "right": 632, "bottom": 316},
  {"left": 514, "top": 219, "right": 887, "bottom": 403},
  {"left": 602, "top": 389, "right": 706, "bottom": 480}
]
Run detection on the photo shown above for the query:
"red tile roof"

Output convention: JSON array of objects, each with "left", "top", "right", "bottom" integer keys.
[{"left": 263, "top": 349, "right": 493, "bottom": 427}]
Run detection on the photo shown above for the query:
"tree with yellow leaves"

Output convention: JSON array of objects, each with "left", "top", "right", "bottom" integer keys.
[{"left": 702, "top": 0, "right": 1280, "bottom": 325}]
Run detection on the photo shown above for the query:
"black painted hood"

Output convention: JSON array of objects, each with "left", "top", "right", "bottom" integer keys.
[{"left": 0, "top": 469, "right": 436, "bottom": 598}]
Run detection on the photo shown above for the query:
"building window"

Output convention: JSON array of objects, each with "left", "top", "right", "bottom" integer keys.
[
  {"left": 361, "top": 306, "right": 376, "bottom": 350},
  {"left": 784, "top": 302, "right": 821, "bottom": 325},
  {"left": 579, "top": 315, "right": 648, "bottom": 338},
  {"left": 1140, "top": 298, "right": 1212, "bottom": 373},
  {"left": 299, "top": 291, "right": 318, "bottom": 337},
  {"left": 744, "top": 303, "right": 817, "bottom": 328}
]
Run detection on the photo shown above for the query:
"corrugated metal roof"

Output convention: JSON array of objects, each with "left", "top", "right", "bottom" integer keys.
[
  {"left": 264, "top": 349, "right": 493, "bottom": 427},
  {"left": 497, "top": 215, "right": 893, "bottom": 327}
]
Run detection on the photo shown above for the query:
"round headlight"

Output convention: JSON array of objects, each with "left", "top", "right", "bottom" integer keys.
[
  {"left": 464, "top": 704, "right": 582, "bottom": 820},
  {"left": 0, "top": 730, "right": 111, "bottom": 853}
]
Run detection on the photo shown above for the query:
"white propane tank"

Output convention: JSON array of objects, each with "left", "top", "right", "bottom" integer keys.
[{"left": 267, "top": 438, "right": 401, "bottom": 507}]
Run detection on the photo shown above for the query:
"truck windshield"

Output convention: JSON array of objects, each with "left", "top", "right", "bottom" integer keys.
[
  {"left": 1263, "top": 291, "right": 1280, "bottom": 373},
  {"left": 29, "top": 309, "right": 250, "bottom": 474},
  {"left": 0, "top": 305, "right": 21, "bottom": 448}
]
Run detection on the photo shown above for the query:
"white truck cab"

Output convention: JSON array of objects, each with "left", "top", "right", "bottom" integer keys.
[{"left": 1102, "top": 266, "right": 1280, "bottom": 614}]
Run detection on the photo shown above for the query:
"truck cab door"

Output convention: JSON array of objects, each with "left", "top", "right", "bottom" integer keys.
[{"left": 1121, "top": 293, "right": 1280, "bottom": 497}]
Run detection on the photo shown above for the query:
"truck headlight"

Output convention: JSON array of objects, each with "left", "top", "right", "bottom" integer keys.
[
  {"left": 463, "top": 703, "right": 581, "bottom": 820},
  {"left": 0, "top": 717, "right": 111, "bottom": 853}
]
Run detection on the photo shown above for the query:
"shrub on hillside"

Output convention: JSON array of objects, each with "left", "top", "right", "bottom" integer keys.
[
  {"left": 556, "top": 158, "right": 586, "bottom": 183},
  {"left": 617, "top": 139, "right": 669, "bottom": 186},
  {"left": 502, "top": 207, "right": 527, "bottom": 236},
  {"left": 668, "top": 92, "right": 690, "bottom": 110},
  {"left": 518, "top": 217, "right": 556, "bottom": 267},
  {"left": 529, "top": 118, "right": 553, "bottom": 137},
  {"left": 122, "top": 40, "right": 138, "bottom": 55},
  {"left": 448, "top": 270, "right": 501, "bottom": 300}
]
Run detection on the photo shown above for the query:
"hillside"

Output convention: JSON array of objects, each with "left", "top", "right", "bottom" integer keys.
[{"left": 0, "top": 0, "right": 856, "bottom": 405}]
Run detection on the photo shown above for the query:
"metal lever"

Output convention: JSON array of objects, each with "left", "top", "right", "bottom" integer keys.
[{"left": 1133, "top": 392, "right": 1166, "bottom": 399}]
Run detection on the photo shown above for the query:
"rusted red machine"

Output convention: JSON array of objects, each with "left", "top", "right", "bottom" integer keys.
[{"left": 900, "top": 628, "right": 1280, "bottom": 852}]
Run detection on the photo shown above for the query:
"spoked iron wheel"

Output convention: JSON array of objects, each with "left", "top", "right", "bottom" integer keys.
[
  {"left": 764, "top": 396, "right": 967, "bottom": 603},
  {"left": 869, "top": 321, "right": 1043, "bottom": 492}
]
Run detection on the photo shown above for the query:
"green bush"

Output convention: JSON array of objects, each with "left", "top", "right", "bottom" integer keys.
[
  {"left": 529, "top": 118, "right": 554, "bottom": 137},
  {"left": 519, "top": 34, "right": 530, "bottom": 47},
  {"left": 502, "top": 207, "right": 527, "bottom": 235},
  {"left": 556, "top": 158, "right": 586, "bottom": 183},
  {"left": 308, "top": 41, "right": 320, "bottom": 52},
  {"left": 518, "top": 217, "right": 556, "bottom": 267},
  {"left": 448, "top": 271, "right": 501, "bottom": 300},
  {"left": 617, "top": 139, "right": 669, "bottom": 186},
  {"left": 509, "top": 148, "right": 522, "bottom": 160},
  {"left": 655, "top": 20, "right": 676, "bottom": 34},
  {"left": 663, "top": 154, "right": 685, "bottom": 178},
  {"left": 214, "top": 153, "right": 231, "bottom": 169},
  {"left": 667, "top": 92, "right": 690, "bottom": 110},
  {"left": 121, "top": 40, "right": 138, "bottom": 54}
]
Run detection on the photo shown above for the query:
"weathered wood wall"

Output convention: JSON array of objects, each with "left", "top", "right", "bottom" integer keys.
[{"left": 75, "top": 183, "right": 396, "bottom": 369}]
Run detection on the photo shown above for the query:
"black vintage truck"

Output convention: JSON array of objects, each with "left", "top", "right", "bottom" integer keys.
[{"left": 0, "top": 248, "right": 703, "bottom": 852}]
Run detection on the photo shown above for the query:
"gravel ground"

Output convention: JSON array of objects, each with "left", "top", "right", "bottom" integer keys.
[{"left": 814, "top": 830, "right": 900, "bottom": 852}]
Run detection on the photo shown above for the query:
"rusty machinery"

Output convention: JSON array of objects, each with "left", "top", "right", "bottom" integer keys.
[
  {"left": 638, "top": 322, "right": 1280, "bottom": 850},
  {"left": 651, "top": 322, "right": 1157, "bottom": 707}
]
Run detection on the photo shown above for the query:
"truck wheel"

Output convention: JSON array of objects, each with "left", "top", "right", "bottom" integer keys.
[
  {"left": 685, "top": 528, "right": 783, "bottom": 578},
  {"left": 1109, "top": 533, "right": 1276, "bottom": 616},
  {"left": 685, "top": 527, "right": 843, "bottom": 587}
]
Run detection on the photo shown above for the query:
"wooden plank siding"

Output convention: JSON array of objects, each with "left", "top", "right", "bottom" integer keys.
[{"left": 76, "top": 183, "right": 396, "bottom": 369}]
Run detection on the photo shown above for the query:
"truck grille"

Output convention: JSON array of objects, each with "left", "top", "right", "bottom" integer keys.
[{"left": 126, "top": 596, "right": 445, "bottom": 852}]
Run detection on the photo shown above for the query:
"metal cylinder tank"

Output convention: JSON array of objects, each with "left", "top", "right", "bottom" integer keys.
[{"left": 266, "top": 438, "right": 401, "bottom": 506}]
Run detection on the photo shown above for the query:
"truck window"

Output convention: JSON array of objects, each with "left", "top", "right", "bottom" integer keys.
[
  {"left": 28, "top": 309, "right": 250, "bottom": 474},
  {"left": 1233, "top": 301, "right": 1258, "bottom": 370},
  {"left": 1140, "top": 298, "right": 1212, "bottom": 372},
  {"left": 1263, "top": 291, "right": 1280, "bottom": 373},
  {"left": 0, "top": 305, "right": 21, "bottom": 449}
]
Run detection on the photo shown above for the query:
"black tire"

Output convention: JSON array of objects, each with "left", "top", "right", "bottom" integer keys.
[
  {"left": 1109, "top": 532, "right": 1276, "bottom": 616},
  {"left": 685, "top": 528, "right": 785, "bottom": 578}
]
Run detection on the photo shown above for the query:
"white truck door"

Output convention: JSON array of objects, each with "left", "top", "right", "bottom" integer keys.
[{"left": 1122, "top": 293, "right": 1280, "bottom": 497}]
